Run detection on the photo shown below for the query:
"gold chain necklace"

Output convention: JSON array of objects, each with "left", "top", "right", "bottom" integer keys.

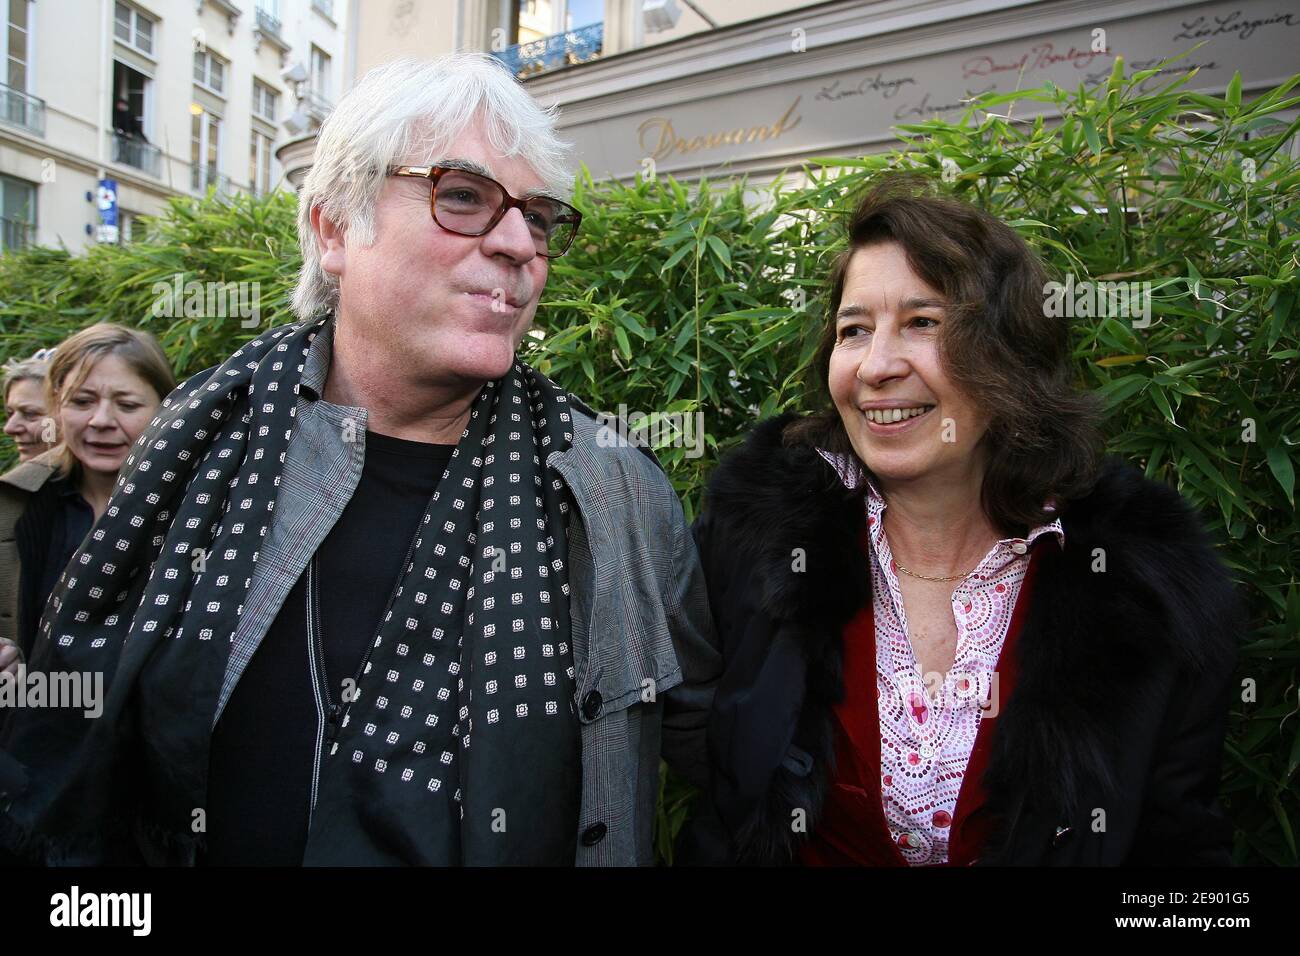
[
  {"left": 882, "top": 509, "right": 978, "bottom": 583},
  {"left": 892, "top": 560, "right": 974, "bottom": 583}
]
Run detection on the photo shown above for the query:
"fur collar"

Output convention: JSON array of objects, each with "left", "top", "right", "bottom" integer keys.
[{"left": 703, "top": 414, "right": 1240, "bottom": 864}]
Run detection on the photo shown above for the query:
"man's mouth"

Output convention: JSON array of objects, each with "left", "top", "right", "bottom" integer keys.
[{"left": 466, "top": 290, "right": 524, "bottom": 309}]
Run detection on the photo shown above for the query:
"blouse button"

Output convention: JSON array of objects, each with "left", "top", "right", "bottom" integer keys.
[{"left": 1010, "top": 541, "right": 1028, "bottom": 555}]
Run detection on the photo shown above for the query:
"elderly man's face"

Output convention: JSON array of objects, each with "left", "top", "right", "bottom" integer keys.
[{"left": 318, "top": 118, "right": 550, "bottom": 387}]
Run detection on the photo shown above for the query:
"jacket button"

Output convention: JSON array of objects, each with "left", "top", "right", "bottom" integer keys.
[
  {"left": 581, "top": 822, "right": 607, "bottom": 846},
  {"left": 581, "top": 690, "right": 603, "bottom": 720}
]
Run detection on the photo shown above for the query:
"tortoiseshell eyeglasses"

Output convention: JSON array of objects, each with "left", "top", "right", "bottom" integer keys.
[{"left": 388, "top": 164, "right": 582, "bottom": 258}]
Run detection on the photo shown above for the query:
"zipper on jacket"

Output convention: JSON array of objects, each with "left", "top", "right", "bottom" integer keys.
[
  {"left": 306, "top": 554, "right": 332, "bottom": 822},
  {"left": 309, "top": 520, "right": 424, "bottom": 799}
]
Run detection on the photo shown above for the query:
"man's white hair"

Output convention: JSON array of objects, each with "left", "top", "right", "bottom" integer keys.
[{"left": 291, "top": 52, "right": 574, "bottom": 320}]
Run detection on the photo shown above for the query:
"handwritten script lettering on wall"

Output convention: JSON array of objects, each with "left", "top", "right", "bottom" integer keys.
[{"left": 637, "top": 98, "right": 803, "bottom": 161}]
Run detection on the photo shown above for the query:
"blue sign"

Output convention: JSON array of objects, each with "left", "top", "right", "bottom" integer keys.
[{"left": 96, "top": 178, "right": 118, "bottom": 243}]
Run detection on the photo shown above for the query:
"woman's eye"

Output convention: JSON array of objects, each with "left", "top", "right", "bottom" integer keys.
[
  {"left": 911, "top": 316, "right": 939, "bottom": 329},
  {"left": 119, "top": 404, "right": 142, "bottom": 412},
  {"left": 839, "top": 325, "right": 869, "bottom": 340}
]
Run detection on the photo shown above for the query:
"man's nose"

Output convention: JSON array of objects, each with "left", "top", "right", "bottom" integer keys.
[
  {"left": 3, "top": 415, "right": 20, "bottom": 435},
  {"left": 482, "top": 207, "right": 539, "bottom": 263}
]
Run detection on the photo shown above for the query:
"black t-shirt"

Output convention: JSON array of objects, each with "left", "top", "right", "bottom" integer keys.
[{"left": 203, "top": 430, "right": 454, "bottom": 865}]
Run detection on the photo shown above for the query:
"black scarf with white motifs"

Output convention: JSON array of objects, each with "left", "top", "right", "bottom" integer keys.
[{"left": 5, "top": 317, "right": 582, "bottom": 865}]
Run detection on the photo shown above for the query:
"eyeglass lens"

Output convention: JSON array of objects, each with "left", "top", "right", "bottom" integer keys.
[{"left": 434, "top": 170, "right": 576, "bottom": 256}]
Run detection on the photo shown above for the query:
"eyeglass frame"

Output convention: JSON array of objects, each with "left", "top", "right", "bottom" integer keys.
[{"left": 387, "top": 164, "right": 583, "bottom": 258}]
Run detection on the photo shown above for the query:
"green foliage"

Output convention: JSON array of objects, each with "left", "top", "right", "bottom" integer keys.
[
  {"left": 1, "top": 57, "right": 1296, "bottom": 865},
  {"left": 524, "top": 169, "right": 837, "bottom": 519},
  {"left": 0, "top": 187, "right": 301, "bottom": 387}
]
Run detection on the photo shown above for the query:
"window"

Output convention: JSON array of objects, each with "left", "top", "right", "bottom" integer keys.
[
  {"left": 250, "top": 129, "right": 273, "bottom": 196},
  {"left": 564, "top": 0, "right": 602, "bottom": 30},
  {"left": 514, "top": 0, "right": 603, "bottom": 43},
  {"left": 118, "top": 209, "right": 140, "bottom": 244},
  {"left": 0, "top": 173, "right": 35, "bottom": 252},
  {"left": 6, "top": 0, "right": 31, "bottom": 91},
  {"left": 191, "top": 108, "right": 222, "bottom": 191},
  {"left": 252, "top": 79, "right": 277, "bottom": 122},
  {"left": 310, "top": 45, "right": 330, "bottom": 101},
  {"left": 193, "top": 49, "right": 225, "bottom": 95},
  {"left": 114, "top": 2, "right": 155, "bottom": 57},
  {"left": 112, "top": 60, "right": 151, "bottom": 140},
  {"left": 109, "top": 60, "right": 158, "bottom": 172}
]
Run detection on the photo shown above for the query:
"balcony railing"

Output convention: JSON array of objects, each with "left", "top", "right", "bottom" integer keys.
[
  {"left": 312, "top": 0, "right": 333, "bottom": 19},
  {"left": 0, "top": 82, "right": 45, "bottom": 136},
  {"left": 191, "top": 165, "right": 238, "bottom": 197},
  {"left": 255, "top": 8, "right": 282, "bottom": 37},
  {"left": 253, "top": 7, "right": 290, "bottom": 52},
  {"left": 110, "top": 132, "right": 162, "bottom": 177},
  {"left": 0, "top": 216, "right": 34, "bottom": 252},
  {"left": 493, "top": 22, "right": 603, "bottom": 78}
]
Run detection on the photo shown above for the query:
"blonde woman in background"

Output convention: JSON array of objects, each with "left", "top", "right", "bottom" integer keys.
[{"left": 0, "top": 324, "right": 174, "bottom": 670}]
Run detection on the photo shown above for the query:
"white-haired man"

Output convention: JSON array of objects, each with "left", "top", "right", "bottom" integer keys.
[{"left": 0, "top": 54, "right": 719, "bottom": 866}]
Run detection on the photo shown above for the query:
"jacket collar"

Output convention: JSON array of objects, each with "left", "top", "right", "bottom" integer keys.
[
  {"left": 296, "top": 314, "right": 335, "bottom": 403},
  {"left": 0, "top": 450, "right": 60, "bottom": 494},
  {"left": 815, "top": 446, "right": 1067, "bottom": 555}
]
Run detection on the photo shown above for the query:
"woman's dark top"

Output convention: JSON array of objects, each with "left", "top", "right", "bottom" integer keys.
[{"left": 15, "top": 474, "right": 95, "bottom": 656}]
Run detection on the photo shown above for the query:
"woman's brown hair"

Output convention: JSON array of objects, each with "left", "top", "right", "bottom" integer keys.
[
  {"left": 46, "top": 323, "right": 176, "bottom": 480},
  {"left": 785, "top": 174, "right": 1103, "bottom": 533}
]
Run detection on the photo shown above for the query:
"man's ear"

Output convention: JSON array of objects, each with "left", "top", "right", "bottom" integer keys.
[{"left": 311, "top": 203, "right": 346, "bottom": 278}]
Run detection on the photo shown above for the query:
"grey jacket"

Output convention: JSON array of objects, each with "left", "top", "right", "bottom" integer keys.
[{"left": 209, "top": 320, "right": 720, "bottom": 865}]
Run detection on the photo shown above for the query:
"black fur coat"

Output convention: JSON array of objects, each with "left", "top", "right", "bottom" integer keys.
[{"left": 680, "top": 415, "right": 1241, "bottom": 866}]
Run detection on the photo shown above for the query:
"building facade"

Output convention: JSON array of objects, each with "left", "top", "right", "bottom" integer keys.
[
  {"left": 5, "top": 1, "right": 1295, "bottom": 248},
  {"left": 0, "top": 0, "right": 349, "bottom": 253},
  {"left": 328, "top": 0, "right": 1297, "bottom": 193}
]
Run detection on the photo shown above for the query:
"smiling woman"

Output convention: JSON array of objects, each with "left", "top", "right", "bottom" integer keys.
[
  {"left": 681, "top": 174, "right": 1243, "bottom": 867},
  {"left": 0, "top": 323, "right": 174, "bottom": 663}
]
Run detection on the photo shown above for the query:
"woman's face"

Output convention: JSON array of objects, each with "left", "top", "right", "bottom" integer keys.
[
  {"left": 4, "top": 377, "right": 55, "bottom": 462},
  {"left": 58, "top": 354, "right": 162, "bottom": 478},
  {"left": 827, "top": 242, "right": 990, "bottom": 487}
]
